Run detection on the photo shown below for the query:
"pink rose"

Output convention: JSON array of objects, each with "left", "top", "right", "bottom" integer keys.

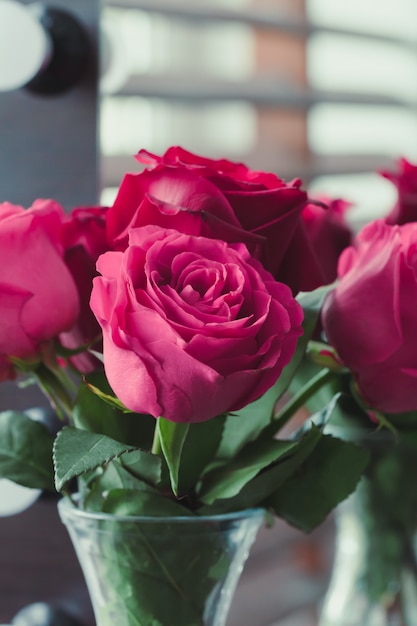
[
  {"left": 322, "top": 219, "right": 417, "bottom": 414},
  {"left": 302, "top": 196, "right": 353, "bottom": 284},
  {"left": 90, "top": 226, "right": 303, "bottom": 423},
  {"left": 381, "top": 157, "right": 417, "bottom": 225},
  {"left": 0, "top": 199, "right": 79, "bottom": 380},
  {"left": 105, "top": 146, "right": 325, "bottom": 294},
  {"left": 59, "top": 207, "right": 109, "bottom": 372}
]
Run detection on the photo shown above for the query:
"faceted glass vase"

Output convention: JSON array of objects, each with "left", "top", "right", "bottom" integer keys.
[
  {"left": 319, "top": 437, "right": 417, "bottom": 626},
  {"left": 58, "top": 499, "right": 264, "bottom": 626}
]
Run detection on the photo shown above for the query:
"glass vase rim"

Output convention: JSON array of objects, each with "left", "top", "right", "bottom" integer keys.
[{"left": 58, "top": 496, "right": 266, "bottom": 525}]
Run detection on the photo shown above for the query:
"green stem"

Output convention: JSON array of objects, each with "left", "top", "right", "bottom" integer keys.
[
  {"left": 34, "top": 364, "right": 74, "bottom": 422},
  {"left": 41, "top": 341, "right": 78, "bottom": 394}
]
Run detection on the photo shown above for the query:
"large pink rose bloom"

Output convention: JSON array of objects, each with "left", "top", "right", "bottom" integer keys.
[
  {"left": 0, "top": 199, "right": 79, "bottom": 380},
  {"left": 106, "top": 146, "right": 325, "bottom": 294},
  {"left": 381, "top": 157, "right": 417, "bottom": 225},
  {"left": 322, "top": 219, "right": 417, "bottom": 414},
  {"left": 91, "top": 226, "right": 303, "bottom": 423},
  {"left": 59, "top": 206, "right": 109, "bottom": 372}
]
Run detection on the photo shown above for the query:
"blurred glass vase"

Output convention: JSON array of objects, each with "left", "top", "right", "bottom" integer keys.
[{"left": 319, "top": 436, "right": 417, "bottom": 626}]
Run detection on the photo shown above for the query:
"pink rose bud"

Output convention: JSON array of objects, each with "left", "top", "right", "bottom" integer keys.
[
  {"left": 0, "top": 199, "right": 80, "bottom": 379},
  {"left": 322, "top": 219, "right": 417, "bottom": 414}
]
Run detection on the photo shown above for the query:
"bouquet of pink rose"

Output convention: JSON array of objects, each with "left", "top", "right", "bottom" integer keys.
[
  {"left": 0, "top": 146, "right": 365, "bottom": 528},
  {"left": 1, "top": 146, "right": 378, "bottom": 626}
]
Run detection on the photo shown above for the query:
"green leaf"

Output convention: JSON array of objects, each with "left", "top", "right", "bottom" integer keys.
[
  {"left": 102, "top": 488, "right": 194, "bottom": 517},
  {"left": 201, "top": 394, "right": 346, "bottom": 514},
  {"left": 199, "top": 439, "right": 297, "bottom": 504},
  {"left": 0, "top": 411, "right": 54, "bottom": 491},
  {"left": 177, "top": 414, "right": 226, "bottom": 494},
  {"left": 54, "top": 427, "right": 137, "bottom": 492},
  {"left": 73, "top": 371, "right": 156, "bottom": 449},
  {"left": 157, "top": 418, "right": 189, "bottom": 496},
  {"left": 288, "top": 355, "right": 346, "bottom": 417},
  {"left": 199, "top": 424, "right": 323, "bottom": 515},
  {"left": 218, "top": 380, "right": 293, "bottom": 459},
  {"left": 267, "top": 435, "right": 370, "bottom": 532},
  {"left": 297, "top": 283, "right": 335, "bottom": 325},
  {"left": 80, "top": 460, "right": 158, "bottom": 512},
  {"left": 120, "top": 449, "right": 162, "bottom": 487},
  {"left": 263, "top": 368, "right": 336, "bottom": 439}
]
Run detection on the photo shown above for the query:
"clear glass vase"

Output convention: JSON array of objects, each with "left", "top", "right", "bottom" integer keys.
[
  {"left": 319, "top": 437, "right": 417, "bottom": 626},
  {"left": 58, "top": 499, "right": 264, "bottom": 626}
]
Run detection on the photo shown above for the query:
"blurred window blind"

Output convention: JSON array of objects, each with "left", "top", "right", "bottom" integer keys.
[
  {"left": 100, "top": 0, "right": 417, "bottom": 227},
  {"left": 307, "top": 0, "right": 417, "bottom": 227}
]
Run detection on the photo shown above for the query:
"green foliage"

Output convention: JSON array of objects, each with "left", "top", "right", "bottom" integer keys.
[
  {"left": 54, "top": 427, "right": 136, "bottom": 492},
  {"left": 267, "top": 435, "right": 370, "bottom": 532},
  {"left": 199, "top": 423, "right": 323, "bottom": 515},
  {"left": 101, "top": 489, "right": 194, "bottom": 517},
  {"left": 0, "top": 411, "right": 54, "bottom": 491},
  {"left": 199, "top": 439, "right": 298, "bottom": 504},
  {"left": 120, "top": 449, "right": 163, "bottom": 488}
]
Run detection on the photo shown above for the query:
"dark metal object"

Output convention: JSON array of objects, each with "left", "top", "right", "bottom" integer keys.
[{"left": 25, "top": 6, "right": 90, "bottom": 96}]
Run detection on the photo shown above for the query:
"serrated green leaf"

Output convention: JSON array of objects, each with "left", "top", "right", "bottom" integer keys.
[
  {"left": 0, "top": 411, "right": 54, "bottom": 491},
  {"left": 199, "top": 425, "right": 322, "bottom": 515},
  {"left": 54, "top": 427, "right": 137, "bottom": 492},
  {"left": 288, "top": 355, "right": 346, "bottom": 417},
  {"left": 267, "top": 435, "right": 370, "bottom": 532},
  {"left": 102, "top": 488, "right": 194, "bottom": 517},
  {"left": 157, "top": 418, "right": 189, "bottom": 496},
  {"left": 218, "top": 380, "right": 292, "bottom": 459},
  {"left": 80, "top": 461, "right": 157, "bottom": 512},
  {"left": 120, "top": 449, "right": 162, "bottom": 487},
  {"left": 199, "top": 439, "right": 297, "bottom": 504}
]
